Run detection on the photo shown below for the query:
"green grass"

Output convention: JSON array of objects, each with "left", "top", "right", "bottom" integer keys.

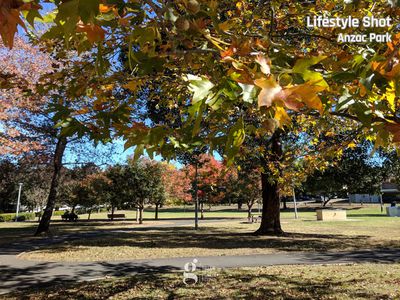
[{"left": 3, "top": 263, "right": 400, "bottom": 299}]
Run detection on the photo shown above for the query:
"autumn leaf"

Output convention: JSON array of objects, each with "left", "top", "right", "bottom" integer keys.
[
  {"left": 123, "top": 80, "right": 141, "bottom": 92},
  {"left": 256, "top": 55, "right": 271, "bottom": 75},
  {"left": 283, "top": 83, "right": 326, "bottom": 113},
  {"left": 293, "top": 55, "right": 328, "bottom": 88},
  {"left": 76, "top": 23, "right": 106, "bottom": 43},
  {"left": 99, "top": 4, "right": 113, "bottom": 13},
  {"left": 254, "top": 76, "right": 282, "bottom": 107},
  {"left": 371, "top": 60, "right": 400, "bottom": 79},
  {"left": 0, "top": 1, "right": 27, "bottom": 48},
  {"left": 274, "top": 106, "right": 291, "bottom": 127},
  {"left": 386, "top": 123, "right": 400, "bottom": 143},
  {"left": 382, "top": 80, "right": 396, "bottom": 111}
]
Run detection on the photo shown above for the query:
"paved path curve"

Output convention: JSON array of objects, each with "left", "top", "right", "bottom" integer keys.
[{"left": 1, "top": 218, "right": 400, "bottom": 295}]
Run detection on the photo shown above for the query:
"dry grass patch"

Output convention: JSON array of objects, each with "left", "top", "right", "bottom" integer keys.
[
  {"left": 2, "top": 263, "right": 400, "bottom": 299},
  {"left": 19, "top": 213, "right": 400, "bottom": 262}
]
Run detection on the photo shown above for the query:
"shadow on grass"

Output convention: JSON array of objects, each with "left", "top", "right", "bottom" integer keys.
[
  {"left": 25, "top": 225, "right": 400, "bottom": 255},
  {"left": 0, "top": 261, "right": 180, "bottom": 297}
]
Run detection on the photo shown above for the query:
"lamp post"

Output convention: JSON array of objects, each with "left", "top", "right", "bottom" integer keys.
[
  {"left": 292, "top": 187, "right": 298, "bottom": 219},
  {"left": 15, "top": 183, "right": 23, "bottom": 222},
  {"left": 194, "top": 161, "right": 199, "bottom": 230}
]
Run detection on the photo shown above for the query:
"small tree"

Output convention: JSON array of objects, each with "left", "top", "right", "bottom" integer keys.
[
  {"left": 225, "top": 166, "right": 261, "bottom": 219},
  {"left": 127, "top": 159, "right": 166, "bottom": 223},
  {"left": 184, "top": 154, "right": 226, "bottom": 219},
  {"left": 105, "top": 165, "right": 125, "bottom": 220}
]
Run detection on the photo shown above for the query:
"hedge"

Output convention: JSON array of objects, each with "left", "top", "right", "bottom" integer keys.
[
  {"left": 53, "top": 211, "right": 66, "bottom": 216},
  {"left": 0, "top": 212, "right": 36, "bottom": 222}
]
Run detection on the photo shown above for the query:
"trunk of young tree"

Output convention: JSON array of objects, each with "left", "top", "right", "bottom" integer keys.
[
  {"left": 282, "top": 197, "right": 287, "bottom": 210},
  {"left": 322, "top": 196, "right": 331, "bottom": 207},
  {"left": 238, "top": 201, "right": 242, "bottom": 210},
  {"left": 247, "top": 202, "right": 254, "bottom": 220},
  {"left": 35, "top": 137, "right": 67, "bottom": 236},
  {"left": 71, "top": 204, "right": 76, "bottom": 214},
  {"left": 200, "top": 202, "right": 204, "bottom": 219},
  {"left": 155, "top": 203, "right": 159, "bottom": 220},
  {"left": 139, "top": 206, "right": 143, "bottom": 224},
  {"left": 87, "top": 209, "right": 91, "bottom": 220},
  {"left": 111, "top": 205, "right": 115, "bottom": 221},
  {"left": 255, "top": 131, "right": 284, "bottom": 236}
]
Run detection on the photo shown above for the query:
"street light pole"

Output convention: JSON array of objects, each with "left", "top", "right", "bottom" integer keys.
[
  {"left": 194, "top": 161, "right": 199, "bottom": 230},
  {"left": 292, "top": 187, "right": 298, "bottom": 219},
  {"left": 15, "top": 183, "right": 23, "bottom": 222}
]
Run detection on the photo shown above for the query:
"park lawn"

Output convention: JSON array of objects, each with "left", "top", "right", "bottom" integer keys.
[
  {"left": 2, "top": 263, "right": 400, "bottom": 299},
  {"left": 18, "top": 206, "right": 400, "bottom": 262},
  {"left": 60, "top": 205, "right": 254, "bottom": 221}
]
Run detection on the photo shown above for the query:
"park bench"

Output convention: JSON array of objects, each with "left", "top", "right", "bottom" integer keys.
[
  {"left": 107, "top": 213, "right": 126, "bottom": 220},
  {"left": 61, "top": 213, "right": 78, "bottom": 221},
  {"left": 249, "top": 214, "right": 262, "bottom": 223}
]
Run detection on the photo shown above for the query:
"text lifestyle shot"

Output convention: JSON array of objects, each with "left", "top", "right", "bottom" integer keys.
[{"left": 1, "top": 0, "right": 400, "bottom": 299}]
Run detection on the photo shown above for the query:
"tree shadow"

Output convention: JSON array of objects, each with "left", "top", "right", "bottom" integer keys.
[
  {"left": 0, "top": 261, "right": 180, "bottom": 297},
  {"left": 21, "top": 225, "right": 400, "bottom": 255}
]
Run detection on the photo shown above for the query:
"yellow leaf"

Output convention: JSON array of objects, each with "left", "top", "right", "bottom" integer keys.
[
  {"left": 254, "top": 76, "right": 282, "bottom": 108},
  {"left": 274, "top": 106, "right": 291, "bottom": 127},
  {"left": 347, "top": 141, "right": 357, "bottom": 149},
  {"left": 283, "top": 83, "right": 325, "bottom": 113},
  {"left": 218, "top": 20, "right": 234, "bottom": 32},
  {"left": 123, "top": 80, "right": 140, "bottom": 91},
  {"left": 384, "top": 80, "right": 396, "bottom": 111}
]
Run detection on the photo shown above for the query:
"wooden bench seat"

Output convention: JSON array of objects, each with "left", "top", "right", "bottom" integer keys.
[{"left": 107, "top": 213, "right": 126, "bottom": 220}]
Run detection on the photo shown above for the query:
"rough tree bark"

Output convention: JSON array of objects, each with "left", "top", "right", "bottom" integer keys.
[
  {"left": 255, "top": 131, "right": 284, "bottom": 235},
  {"left": 35, "top": 137, "right": 67, "bottom": 236}
]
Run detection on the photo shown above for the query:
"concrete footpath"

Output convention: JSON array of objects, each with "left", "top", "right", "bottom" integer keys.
[{"left": 1, "top": 247, "right": 400, "bottom": 295}]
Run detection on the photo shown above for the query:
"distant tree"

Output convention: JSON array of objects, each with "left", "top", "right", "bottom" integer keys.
[
  {"left": 83, "top": 172, "right": 111, "bottom": 220},
  {"left": 184, "top": 154, "right": 226, "bottom": 219},
  {"left": 105, "top": 165, "right": 126, "bottom": 220},
  {"left": 303, "top": 142, "right": 385, "bottom": 205},
  {"left": 0, "top": 159, "right": 18, "bottom": 212},
  {"left": 127, "top": 159, "right": 166, "bottom": 223},
  {"left": 225, "top": 162, "right": 262, "bottom": 219},
  {"left": 160, "top": 162, "right": 191, "bottom": 205}
]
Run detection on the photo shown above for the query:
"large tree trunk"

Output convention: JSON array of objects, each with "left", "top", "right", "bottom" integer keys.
[
  {"left": 255, "top": 131, "right": 283, "bottom": 235},
  {"left": 35, "top": 137, "right": 67, "bottom": 236}
]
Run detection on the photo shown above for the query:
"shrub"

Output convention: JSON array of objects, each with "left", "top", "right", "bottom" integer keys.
[
  {"left": 0, "top": 214, "right": 14, "bottom": 222},
  {"left": 0, "top": 212, "right": 36, "bottom": 222},
  {"left": 53, "top": 211, "right": 66, "bottom": 216}
]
